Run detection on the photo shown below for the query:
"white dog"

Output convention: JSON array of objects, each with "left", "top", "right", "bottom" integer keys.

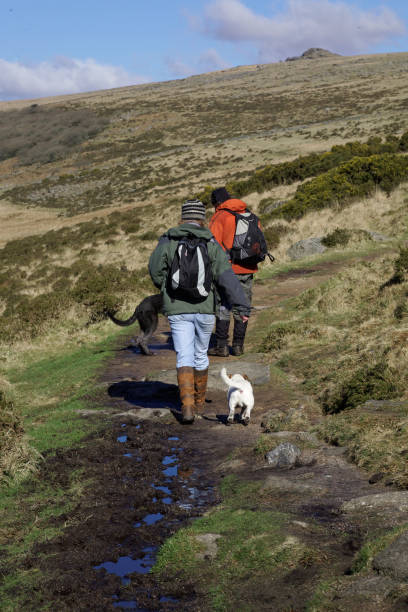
[{"left": 220, "top": 367, "right": 254, "bottom": 426}]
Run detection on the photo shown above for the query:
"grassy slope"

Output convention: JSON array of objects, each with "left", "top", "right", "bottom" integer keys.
[{"left": 1, "top": 51, "right": 408, "bottom": 609}]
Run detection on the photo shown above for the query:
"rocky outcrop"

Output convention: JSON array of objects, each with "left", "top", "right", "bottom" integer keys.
[
  {"left": 287, "top": 237, "right": 327, "bottom": 260},
  {"left": 373, "top": 530, "right": 408, "bottom": 581},
  {"left": 286, "top": 48, "right": 340, "bottom": 62}
]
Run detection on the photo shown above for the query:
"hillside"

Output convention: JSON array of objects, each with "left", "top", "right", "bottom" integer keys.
[{"left": 2, "top": 51, "right": 408, "bottom": 610}]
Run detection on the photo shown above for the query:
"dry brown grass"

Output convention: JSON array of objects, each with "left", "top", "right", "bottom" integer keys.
[{"left": 1, "top": 51, "right": 408, "bottom": 245}]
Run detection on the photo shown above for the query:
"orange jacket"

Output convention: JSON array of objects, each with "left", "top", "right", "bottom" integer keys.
[{"left": 209, "top": 198, "right": 259, "bottom": 274}]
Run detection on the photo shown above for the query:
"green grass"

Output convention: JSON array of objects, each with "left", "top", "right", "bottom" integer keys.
[
  {"left": 5, "top": 328, "right": 125, "bottom": 454},
  {"left": 0, "top": 326, "right": 127, "bottom": 608},
  {"left": 351, "top": 524, "right": 408, "bottom": 574},
  {"left": 152, "top": 476, "right": 317, "bottom": 610}
]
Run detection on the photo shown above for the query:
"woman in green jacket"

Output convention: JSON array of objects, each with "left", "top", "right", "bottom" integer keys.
[{"left": 148, "top": 199, "right": 250, "bottom": 423}]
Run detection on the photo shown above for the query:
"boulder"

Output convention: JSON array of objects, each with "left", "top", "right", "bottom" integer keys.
[
  {"left": 367, "top": 231, "right": 390, "bottom": 242},
  {"left": 342, "top": 492, "right": 408, "bottom": 514},
  {"left": 265, "top": 442, "right": 301, "bottom": 468},
  {"left": 373, "top": 530, "right": 408, "bottom": 581},
  {"left": 194, "top": 533, "right": 221, "bottom": 560},
  {"left": 287, "top": 237, "right": 327, "bottom": 260}
]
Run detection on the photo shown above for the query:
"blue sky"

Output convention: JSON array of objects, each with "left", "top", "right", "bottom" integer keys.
[{"left": 1, "top": 0, "right": 407, "bottom": 101}]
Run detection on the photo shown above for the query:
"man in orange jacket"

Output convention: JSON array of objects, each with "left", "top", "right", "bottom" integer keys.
[{"left": 208, "top": 187, "right": 259, "bottom": 357}]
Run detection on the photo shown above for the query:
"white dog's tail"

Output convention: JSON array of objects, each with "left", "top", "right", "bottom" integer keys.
[{"left": 220, "top": 367, "right": 233, "bottom": 388}]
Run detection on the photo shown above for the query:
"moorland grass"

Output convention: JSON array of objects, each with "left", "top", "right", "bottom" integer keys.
[
  {"left": 0, "top": 325, "right": 128, "bottom": 608},
  {"left": 254, "top": 249, "right": 408, "bottom": 485},
  {"left": 151, "top": 475, "right": 318, "bottom": 610}
]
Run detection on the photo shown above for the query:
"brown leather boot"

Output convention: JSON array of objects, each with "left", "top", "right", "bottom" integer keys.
[
  {"left": 194, "top": 368, "right": 208, "bottom": 415},
  {"left": 177, "top": 366, "right": 195, "bottom": 424}
]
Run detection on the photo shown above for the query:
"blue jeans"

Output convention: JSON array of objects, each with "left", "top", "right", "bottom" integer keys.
[{"left": 168, "top": 313, "right": 215, "bottom": 369}]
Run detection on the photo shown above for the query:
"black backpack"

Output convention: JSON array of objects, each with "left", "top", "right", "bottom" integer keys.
[
  {"left": 167, "top": 236, "right": 212, "bottom": 302},
  {"left": 223, "top": 209, "right": 273, "bottom": 265}
]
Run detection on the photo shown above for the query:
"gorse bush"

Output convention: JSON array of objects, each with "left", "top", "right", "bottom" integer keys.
[
  {"left": 322, "top": 228, "right": 353, "bottom": 248},
  {"left": 321, "top": 228, "right": 372, "bottom": 248},
  {"left": 71, "top": 261, "right": 150, "bottom": 322},
  {"left": 393, "top": 247, "right": 408, "bottom": 283},
  {"left": 322, "top": 362, "right": 402, "bottom": 414},
  {"left": 0, "top": 104, "right": 109, "bottom": 165},
  {"left": 196, "top": 133, "right": 408, "bottom": 204},
  {"left": 0, "top": 205, "right": 153, "bottom": 344},
  {"left": 269, "top": 153, "right": 408, "bottom": 221}
]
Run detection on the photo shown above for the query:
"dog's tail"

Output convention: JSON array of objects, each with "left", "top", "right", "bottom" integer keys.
[
  {"left": 107, "top": 305, "right": 140, "bottom": 327},
  {"left": 220, "top": 367, "right": 234, "bottom": 388}
]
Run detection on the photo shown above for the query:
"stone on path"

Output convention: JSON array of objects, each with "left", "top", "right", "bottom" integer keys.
[
  {"left": 261, "top": 474, "right": 326, "bottom": 495},
  {"left": 265, "top": 442, "right": 301, "bottom": 468},
  {"left": 112, "top": 408, "right": 172, "bottom": 422},
  {"left": 149, "top": 360, "right": 270, "bottom": 390},
  {"left": 372, "top": 530, "right": 408, "bottom": 581},
  {"left": 342, "top": 492, "right": 408, "bottom": 514},
  {"left": 194, "top": 534, "right": 221, "bottom": 560}
]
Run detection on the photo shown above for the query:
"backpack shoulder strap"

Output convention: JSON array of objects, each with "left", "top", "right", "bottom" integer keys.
[{"left": 221, "top": 208, "right": 239, "bottom": 218}]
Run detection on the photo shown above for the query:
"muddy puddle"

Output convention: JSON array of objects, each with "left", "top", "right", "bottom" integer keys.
[{"left": 89, "top": 422, "right": 217, "bottom": 610}]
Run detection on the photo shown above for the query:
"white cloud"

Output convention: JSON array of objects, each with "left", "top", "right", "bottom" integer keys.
[
  {"left": 0, "top": 56, "right": 149, "bottom": 101},
  {"left": 198, "top": 48, "right": 231, "bottom": 71},
  {"left": 165, "top": 48, "right": 230, "bottom": 78},
  {"left": 165, "top": 56, "right": 194, "bottom": 77},
  {"left": 201, "top": 0, "right": 406, "bottom": 61}
]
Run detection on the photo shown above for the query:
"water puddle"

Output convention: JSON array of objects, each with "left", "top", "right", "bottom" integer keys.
[
  {"left": 100, "top": 426, "right": 214, "bottom": 608},
  {"left": 163, "top": 465, "right": 178, "bottom": 477},
  {"left": 162, "top": 454, "right": 177, "bottom": 466},
  {"left": 134, "top": 512, "right": 164, "bottom": 528},
  {"left": 113, "top": 599, "right": 147, "bottom": 610},
  {"left": 152, "top": 484, "right": 171, "bottom": 495},
  {"left": 94, "top": 547, "right": 156, "bottom": 585}
]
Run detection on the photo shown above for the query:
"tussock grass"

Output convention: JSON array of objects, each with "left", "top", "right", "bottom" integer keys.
[
  {"left": 258, "top": 249, "right": 408, "bottom": 484},
  {"left": 0, "top": 387, "right": 40, "bottom": 485}
]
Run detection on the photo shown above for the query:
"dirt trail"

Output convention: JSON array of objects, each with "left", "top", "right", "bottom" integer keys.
[{"left": 28, "top": 262, "right": 405, "bottom": 611}]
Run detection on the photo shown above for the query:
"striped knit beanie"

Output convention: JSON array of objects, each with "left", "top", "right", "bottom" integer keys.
[{"left": 181, "top": 199, "right": 206, "bottom": 221}]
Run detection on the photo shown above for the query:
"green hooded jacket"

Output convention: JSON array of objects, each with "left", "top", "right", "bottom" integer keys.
[{"left": 148, "top": 223, "right": 251, "bottom": 316}]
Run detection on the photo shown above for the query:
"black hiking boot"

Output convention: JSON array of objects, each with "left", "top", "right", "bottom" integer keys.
[
  {"left": 208, "top": 319, "right": 230, "bottom": 357},
  {"left": 208, "top": 344, "right": 229, "bottom": 357},
  {"left": 231, "top": 320, "right": 248, "bottom": 356}
]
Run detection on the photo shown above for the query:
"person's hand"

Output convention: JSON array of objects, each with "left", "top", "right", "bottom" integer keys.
[{"left": 241, "top": 315, "right": 249, "bottom": 323}]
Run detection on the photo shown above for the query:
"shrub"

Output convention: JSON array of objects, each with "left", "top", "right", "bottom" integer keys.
[
  {"left": 270, "top": 154, "right": 408, "bottom": 221},
  {"left": 262, "top": 224, "right": 290, "bottom": 249},
  {"left": 380, "top": 247, "right": 408, "bottom": 291},
  {"left": 261, "top": 322, "right": 301, "bottom": 351},
  {"left": 393, "top": 247, "right": 408, "bottom": 283},
  {"left": 323, "top": 362, "right": 402, "bottom": 414},
  {"left": 70, "top": 261, "right": 151, "bottom": 322},
  {"left": 322, "top": 228, "right": 353, "bottom": 248},
  {"left": 0, "top": 104, "right": 109, "bottom": 166},
  {"left": 0, "top": 388, "right": 39, "bottom": 485},
  {"left": 195, "top": 134, "right": 408, "bottom": 203}
]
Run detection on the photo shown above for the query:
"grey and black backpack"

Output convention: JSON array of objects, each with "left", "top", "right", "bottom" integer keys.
[
  {"left": 167, "top": 236, "right": 212, "bottom": 302},
  {"left": 223, "top": 209, "right": 272, "bottom": 265}
]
